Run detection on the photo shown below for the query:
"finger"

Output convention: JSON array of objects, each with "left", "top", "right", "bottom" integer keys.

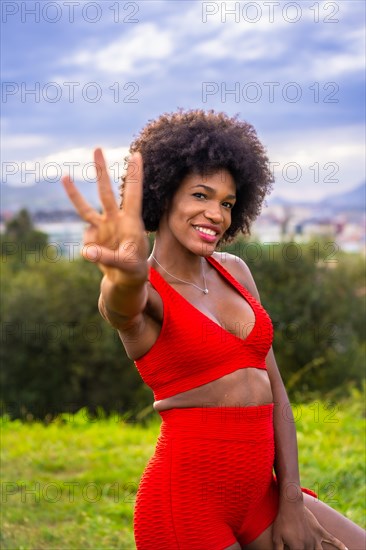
[
  {"left": 322, "top": 531, "right": 349, "bottom": 550},
  {"left": 81, "top": 243, "right": 116, "bottom": 265},
  {"left": 122, "top": 152, "right": 144, "bottom": 217},
  {"left": 323, "top": 538, "right": 349, "bottom": 550},
  {"left": 94, "top": 148, "right": 119, "bottom": 216},
  {"left": 80, "top": 241, "right": 139, "bottom": 268},
  {"left": 61, "top": 174, "right": 101, "bottom": 225},
  {"left": 272, "top": 540, "right": 285, "bottom": 550}
]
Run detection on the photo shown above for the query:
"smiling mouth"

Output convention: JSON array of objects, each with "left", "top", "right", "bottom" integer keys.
[{"left": 193, "top": 225, "right": 219, "bottom": 236}]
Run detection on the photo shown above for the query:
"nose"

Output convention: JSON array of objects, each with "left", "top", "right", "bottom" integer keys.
[{"left": 204, "top": 202, "right": 225, "bottom": 224}]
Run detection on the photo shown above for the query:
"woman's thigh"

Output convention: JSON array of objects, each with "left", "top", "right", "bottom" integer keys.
[
  {"left": 303, "top": 493, "right": 366, "bottom": 549},
  {"left": 242, "top": 523, "right": 273, "bottom": 550},
  {"left": 134, "top": 434, "right": 240, "bottom": 550},
  {"left": 242, "top": 493, "right": 366, "bottom": 550},
  {"left": 135, "top": 405, "right": 277, "bottom": 550}
]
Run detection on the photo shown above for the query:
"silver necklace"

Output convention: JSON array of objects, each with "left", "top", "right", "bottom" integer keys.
[{"left": 151, "top": 254, "right": 209, "bottom": 294}]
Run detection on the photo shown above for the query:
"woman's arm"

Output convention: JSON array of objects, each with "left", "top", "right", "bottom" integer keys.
[
  {"left": 98, "top": 272, "right": 148, "bottom": 329},
  {"left": 224, "top": 252, "right": 348, "bottom": 549},
  {"left": 266, "top": 347, "right": 302, "bottom": 496},
  {"left": 62, "top": 149, "right": 150, "bottom": 331},
  {"left": 223, "top": 253, "right": 302, "bottom": 488},
  {"left": 228, "top": 254, "right": 304, "bottom": 503},
  {"left": 265, "top": 346, "right": 311, "bottom": 547}
]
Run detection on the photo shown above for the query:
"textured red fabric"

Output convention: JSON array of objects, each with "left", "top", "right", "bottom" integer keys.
[
  {"left": 134, "top": 406, "right": 318, "bottom": 549},
  {"left": 134, "top": 404, "right": 280, "bottom": 549},
  {"left": 132, "top": 257, "right": 317, "bottom": 547},
  {"left": 134, "top": 254, "right": 274, "bottom": 401}
]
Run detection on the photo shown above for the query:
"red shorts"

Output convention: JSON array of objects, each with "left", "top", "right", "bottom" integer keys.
[{"left": 134, "top": 404, "right": 282, "bottom": 549}]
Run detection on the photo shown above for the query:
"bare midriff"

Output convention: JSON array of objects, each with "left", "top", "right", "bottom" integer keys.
[{"left": 153, "top": 367, "right": 273, "bottom": 411}]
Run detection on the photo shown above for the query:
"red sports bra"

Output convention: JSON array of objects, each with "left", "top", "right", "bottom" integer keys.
[{"left": 133, "top": 254, "right": 274, "bottom": 401}]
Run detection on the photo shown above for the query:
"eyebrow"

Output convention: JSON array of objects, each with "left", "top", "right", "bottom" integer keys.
[{"left": 190, "top": 184, "right": 236, "bottom": 200}]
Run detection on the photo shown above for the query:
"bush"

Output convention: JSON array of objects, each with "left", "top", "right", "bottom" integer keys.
[
  {"left": 1, "top": 234, "right": 364, "bottom": 419},
  {"left": 0, "top": 258, "right": 153, "bottom": 421}
]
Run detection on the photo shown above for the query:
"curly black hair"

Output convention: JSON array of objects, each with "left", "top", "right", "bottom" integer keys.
[{"left": 120, "top": 108, "right": 274, "bottom": 244}]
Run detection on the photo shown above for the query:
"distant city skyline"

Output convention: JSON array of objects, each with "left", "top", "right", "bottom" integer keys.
[{"left": 2, "top": 1, "right": 365, "bottom": 202}]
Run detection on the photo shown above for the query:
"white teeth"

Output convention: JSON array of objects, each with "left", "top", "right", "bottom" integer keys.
[{"left": 194, "top": 226, "right": 217, "bottom": 236}]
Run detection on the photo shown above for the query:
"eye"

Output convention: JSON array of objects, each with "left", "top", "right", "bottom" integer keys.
[{"left": 192, "top": 193, "right": 234, "bottom": 210}]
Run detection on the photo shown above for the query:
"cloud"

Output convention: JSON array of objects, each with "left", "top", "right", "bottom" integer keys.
[
  {"left": 267, "top": 124, "right": 365, "bottom": 200},
  {"left": 57, "top": 1, "right": 364, "bottom": 87},
  {"left": 308, "top": 32, "right": 365, "bottom": 79},
  {"left": 3, "top": 0, "right": 364, "bottom": 206},
  {"left": 64, "top": 23, "right": 173, "bottom": 76},
  {"left": 4, "top": 124, "right": 363, "bottom": 204},
  {"left": 2, "top": 146, "right": 130, "bottom": 187},
  {"left": 1, "top": 121, "right": 55, "bottom": 160},
  {"left": 2, "top": 132, "right": 49, "bottom": 150}
]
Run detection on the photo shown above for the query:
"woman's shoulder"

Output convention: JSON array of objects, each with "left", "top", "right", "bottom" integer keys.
[{"left": 211, "top": 251, "right": 261, "bottom": 302}]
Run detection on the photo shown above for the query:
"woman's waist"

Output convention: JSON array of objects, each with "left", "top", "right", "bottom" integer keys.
[
  {"left": 154, "top": 367, "right": 273, "bottom": 413},
  {"left": 157, "top": 402, "right": 274, "bottom": 441}
]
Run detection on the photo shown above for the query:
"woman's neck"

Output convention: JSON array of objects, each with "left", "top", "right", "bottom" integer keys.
[{"left": 149, "top": 234, "right": 208, "bottom": 280}]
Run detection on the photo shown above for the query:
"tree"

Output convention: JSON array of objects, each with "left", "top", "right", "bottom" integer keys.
[
  {"left": 0, "top": 209, "right": 48, "bottom": 268},
  {"left": 0, "top": 257, "right": 152, "bottom": 421}
]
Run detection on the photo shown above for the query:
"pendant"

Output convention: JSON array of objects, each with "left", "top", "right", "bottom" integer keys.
[{"left": 203, "top": 289, "right": 209, "bottom": 294}]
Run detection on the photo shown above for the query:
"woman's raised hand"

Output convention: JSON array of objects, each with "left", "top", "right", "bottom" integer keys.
[{"left": 61, "top": 148, "right": 149, "bottom": 282}]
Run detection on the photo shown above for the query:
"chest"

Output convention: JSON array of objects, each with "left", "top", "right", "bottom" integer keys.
[{"left": 169, "top": 277, "right": 256, "bottom": 342}]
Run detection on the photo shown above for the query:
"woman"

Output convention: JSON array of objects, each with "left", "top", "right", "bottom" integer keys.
[{"left": 62, "top": 110, "right": 365, "bottom": 549}]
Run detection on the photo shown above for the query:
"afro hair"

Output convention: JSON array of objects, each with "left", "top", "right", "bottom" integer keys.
[{"left": 120, "top": 108, "right": 274, "bottom": 244}]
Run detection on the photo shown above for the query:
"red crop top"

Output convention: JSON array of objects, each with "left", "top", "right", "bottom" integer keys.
[{"left": 133, "top": 254, "right": 274, "bottom": 401}]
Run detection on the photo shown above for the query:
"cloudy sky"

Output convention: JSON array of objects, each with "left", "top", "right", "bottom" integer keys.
[{"left": 2, "top": 0, "right": 365, "bottom": 202}]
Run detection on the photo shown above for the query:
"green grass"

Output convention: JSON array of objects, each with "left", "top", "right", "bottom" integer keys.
[{"left": 1, "top": 393, "right": 365, "bottom": 549}]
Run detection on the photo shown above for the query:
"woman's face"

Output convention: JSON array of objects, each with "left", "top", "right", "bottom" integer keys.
[{"left": 160, "top": 168, "right": 236, "bottom": 255}]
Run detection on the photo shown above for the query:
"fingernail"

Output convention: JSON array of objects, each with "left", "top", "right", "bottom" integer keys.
[{"left": 83, "top": 244, "right": 102, "bottom": 262}]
